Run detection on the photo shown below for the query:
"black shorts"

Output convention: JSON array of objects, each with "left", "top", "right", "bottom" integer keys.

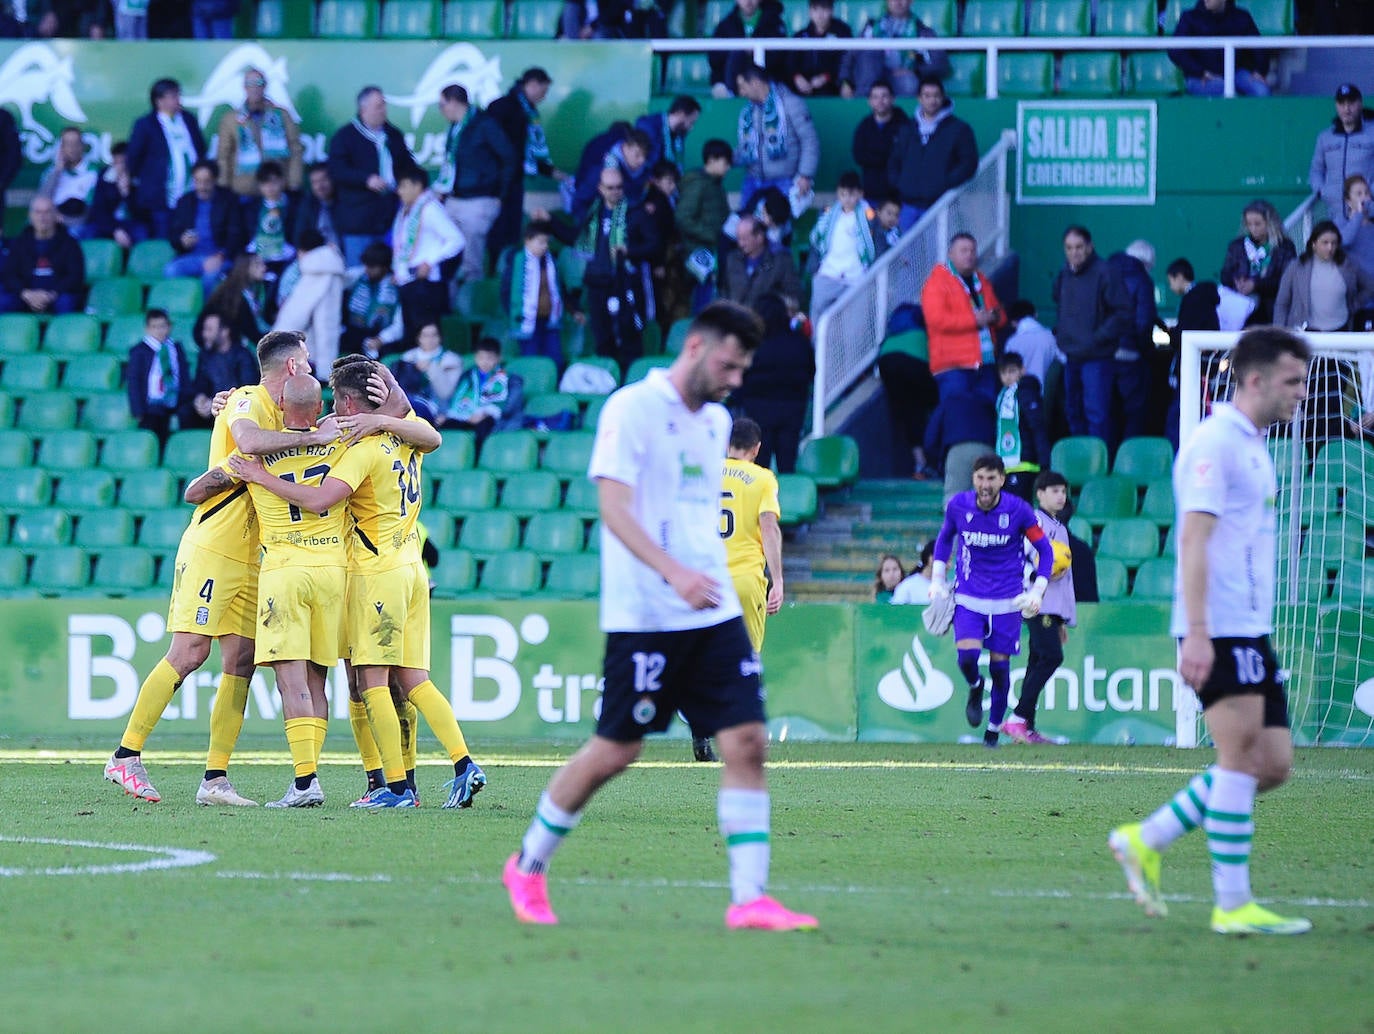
[
  {"left": 597, "top": 618, "right": 765, "bottom": 742},
  {"left": 1193, "top": 635, "right": 1290, "bottom": 729}
]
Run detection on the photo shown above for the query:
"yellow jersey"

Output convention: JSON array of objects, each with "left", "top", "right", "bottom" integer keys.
[
  {"left": 334, "top": 415, "right": 428, "bottom": 574},
  {"left": 242, "top": 433, "right": 368, "bottom": 571},
  {"left": 181, "top": 384, "right": 282, "bottom": 564},
  {"left": 720, "top": 457, "right": 780, "bottom": 584}
]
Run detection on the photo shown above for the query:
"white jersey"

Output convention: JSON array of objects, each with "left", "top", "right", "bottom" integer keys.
[
  {"left": 588, "top": 368, "right": 742, "bottom": 632},
  {"left": 1170, "top": 403, "right": 1277, "bottom": 639}
]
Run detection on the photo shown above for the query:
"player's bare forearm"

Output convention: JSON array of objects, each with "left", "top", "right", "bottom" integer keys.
[
  {"left": 231, "top": 418, "right": 338, "bottom": 454},
  {"left": 184, "top": 466, "right": 236, "bottom": 505},
  {"left": 761, "top": 513, "right": 784, "bottom": 604},
  {"left": 339, "top": 412, "right": 440, "bottom": 452},
  {"left": 1178, "top": 511, "right": 1217, "bottom": 636}
]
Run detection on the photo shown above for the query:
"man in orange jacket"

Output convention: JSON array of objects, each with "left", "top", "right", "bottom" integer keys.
[{"left": 920, "top": 231, "right": 1006, "bottom": 402}]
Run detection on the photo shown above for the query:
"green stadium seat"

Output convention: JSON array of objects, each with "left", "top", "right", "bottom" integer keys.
[
  {"left": 432, "top": 547, "right": 477, "bottom": 597},
  {"left": 998, "top": 52, "right": 1054, "bottom": 97},
  {"left": 426, "top": 432, "right": 476, "bottom": 479},
  {"left": 541, "top": 431, "right": 595, "bottom": 481},
  {"left": 1094, "top": 0, "right": 1155, "bottom": 35},
  {"left": 75, "top": 509, "right": 135, "bottom": 548},
  {"left": 380, "top": 0, "right": 439, "bottom": 36},
  {"left": 1131, "top": 557, "right": 1175, "bottom": 601},
  {"left": 443, "top": 0, "right": 504, "bottom": 38},
  {"left": 544, "top": 552, "right": 600, "bottom": 598},
  {"left": 509, "top": 0, "right": 563, "bottom": 35},
  {"left": 0, "top": 430, "right": 32, "bottom": 467},
  {"left": 504, "top": 356, "right": 558, "bottom": 397},
  {"left": 777, "top": 473, "right": 818, "bottom": 527},
  {"left": 1050, "top": 435, "right": 1108, "bottom": 488},
  {"left": 37, "top": 429, "right": 98, "bottom": 471},
  {"left": 162, "top": 430, "right": 212, "bottom": 475},
  {"left": 146, "top": 278, "right": 204, "bottom": 318},
  {"left": 962, "top": 0, "right": 1023, "bottom": 35},
  {"left": 1075, "top": 476, "right": 1137, "bottom": 527},
  {"left": 102, "top": 429, "right": 161, "bottom": 472},
  {"left": 91, "top": 547, "right": 154, "bottom": 594},
  {"left": 0, "top": 389, "right": 11, "bottom": 428},
  {"left": 562, "top": 476, "right": 599, "bottom": 518},
  {"left": 1277, "top": 553, "right": 1332, "bottom": 605},
  {"left": 11, "top": 508, "right": 73, "bottom": 547},
  {"left": 581, "top": 394, "right": 607, "bottom": 431},
  {"left": 85, "top": 277, "right": 143, "bottom": 321},
  {"left": 1161, "top": 522, "right": 1177, "bottom": 557},
  {"left": 459, "top": 510, "right": 520, "bottom": 559},
  {"left": 80, "top": 238, "right": 123, "bottom": 281},
  {"left": 460, "top": 277, "right": 503, "bottom": 323},
  {"left": 20, "top": 392, "right": 77, "bottom": 431},
  {"left": 478, "top": 430, "right": 540, "bottom": 476},
  {"left": 256, "top": 0, "right": 285, "bottom": 36},
  {"left": 944, "top": 53, "right": 987, "bottom": 98},
  {"left": 1139, "top": 478, "right": 1174, "bottom": 526},
  {"left": 1112, "top": 435, "right": 1173, "bottom": 487},
  {"left": 420, "top": 510, "right": 457, "bottom": 549},
  {"left": 1058, "top": 51, "right": 1121, "bottom": 96},
  {"left": 1246, "top": 0, "right": 1292, "bottom": 34},
  {"left": 1096, "top": 517, "right": 1161, "bottom": 568},
  {"left": 1312, "top": 438, "right": 1374, "bottom": 482},
  {"left": 585, "top": 519, "right": 601, "bottom": 551},
  {"left": 523, "top": 510, "right": 585, "bottom": 558},
  {"left": 126, "top": 240, "right": 175, "bottom": 285},
  {"left": 79, "top": 392, "right": 135, "bottom": 433},
  {"left": 137, "top": 509, "right": 189, "bottom": 550},
  {"left": 523, "top": 392, "right": 579, "bottom": 432},
  {"left": 0, "top": 467, "right": 49, "bottom": 508},
  {"left": 796, "top": 435, "right": 860, "bottom": 490},
  {"left": 435, "top": 469, "right": 498, "bottom": 513},
  {"left": 103, "top": 313, "right": 147, "bottom": 355},
  {"left": 2, "top": 353, "right": 57, "bottom": 392},
  {"left": 625, "top": 356, "right": 672, "bottom": 385},
  {"left": 501, "top": 471, "right": 562, "bottom": 516},
  {"left": 911, "top": 0, "right": 956, "bottom": 35},
  {"left": 314, "top": 0, "right": 378, "bottom": 37},
  {"left": 1126, "top": 52, "right": 1184, "bottom": 96},
  {"left": 640, "top": 321, "right": 662, "bottom": 357},
  {"left": 477, "top": 549, "right": 542, "bottom": 596},
  {"left": 0, "top": 545, "right": 25, "bottom": 587},
  {"left": 1309, "top": 516, "right": 1366, "bottom": 565},
  {"left": 62, "top": 354, "right": 122, "bottom": 396},
  {"left": 150, "top": 548, "right": 175, "bottom": 588},
  {"left": 27, "top": 546, "right": 89, "bottom": 593},
  {"left": 1068, "top": 513, "right": 1094, "bottom": 547},
  {"left": 0, "top": 313, "right": 40, "bottom": 354},
  {"left": 118, "top": 469, "right": 180, "bottom": 510},
  {"left": 665, "top": 318, "right": 692, "bottom": 355},
  {"left": 661, "top": 54, "right": 713, "bottom": 96},
  {"left": 1096, "top": 556, "right": 1128, "bottom": 600},
  {"left": 1028, "top": 0, "right": 1090, "bottom": 35}
]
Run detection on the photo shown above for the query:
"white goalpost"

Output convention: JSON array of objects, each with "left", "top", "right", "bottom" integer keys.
[{"left": 1178, "top": 330, "right": 1374, "bottom": 749}]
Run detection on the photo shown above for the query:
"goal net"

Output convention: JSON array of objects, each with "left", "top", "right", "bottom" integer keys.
[{"left": 1179, "top": 330, "right": 1374, "bottom": 748}]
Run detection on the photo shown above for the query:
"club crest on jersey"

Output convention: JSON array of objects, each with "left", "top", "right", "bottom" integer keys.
[
  {"left": 965, "top": 513, "right": 973, "bottom": 523},
  {"left": 632, "top": 697, "right": 656, "bottom": 724},
  {"left": 998, "top": 514, "right": 1008, "bottom": 528},
  {"left": 195, "top": 606, "right": 209, "bottom": 626}
]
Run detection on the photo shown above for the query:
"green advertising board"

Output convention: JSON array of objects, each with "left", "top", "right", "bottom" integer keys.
[{"left": 1016, "top": 100, "right": 1158, "bottom": 206}]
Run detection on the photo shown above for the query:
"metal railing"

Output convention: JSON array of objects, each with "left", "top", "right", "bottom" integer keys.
[
  {"left": 809, "top": 128, "right": 1016, "bottom": 438},
  {"left": 1284, "top": 191, "right": 1322, "bottom": 247}
]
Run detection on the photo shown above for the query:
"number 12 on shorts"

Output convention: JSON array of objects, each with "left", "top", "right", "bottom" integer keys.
[{"left": 632, "top": 651, "right": 666, "bottom": 692}]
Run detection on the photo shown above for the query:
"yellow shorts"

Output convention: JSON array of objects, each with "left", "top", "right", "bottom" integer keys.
[
  {"left": 254, "top": 565, "right": 347, "bottom": 668},
  {"left": 734, "top": 574, "right": 768, "bottom": 654},
  {"left": 346, "top": 563, "right": 431, "bottom": 670},
  {"left": 167, "top": 540, "right": 260, "bottom": 639}
]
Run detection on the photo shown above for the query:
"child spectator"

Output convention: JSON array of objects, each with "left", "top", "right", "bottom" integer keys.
[
  {"left": 126, "top": 308, "right": 190, "bottom": 443},
  {"left": 341, "top": 241, "right": 403, "bottom": 358},
  {"left": 245, "top": 161, "right": 296, "bottom": 278},
  {"left": 396, "top": 321, "right": 464, "bottom": 414},
  {"left": 891, "top": 541, "right": 935, "bottom": 604},
  {"left": 202, "top": 253, "right": 270, "bottom": 347},
  {"left": 676, "top": 139, "right": 733, "bottom": 312},
  {"left": 994, "top": 352, "right": 1051, "bottom": 502},
  {"left": 809, "top": 171, "right": 877, "bottom": 320},
  {"left": 438, "top": 337, "right": 511, "bottom": 451},
  {"left": 502, "top": 220, "right": 566, "bottom": 371},
  {"left": 874, "top": 553, "right": 905, "bottom": 603}
]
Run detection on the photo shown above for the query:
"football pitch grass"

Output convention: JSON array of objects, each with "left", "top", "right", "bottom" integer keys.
[{"left": 3, "top": 740, "right": 1370, "bottom": 1034}]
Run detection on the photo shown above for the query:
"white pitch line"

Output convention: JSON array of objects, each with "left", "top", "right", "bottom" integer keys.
[
  {"left": 216, "top": 870, "right": 392, "bottom": 884},
  {"left": 0, "top": 835, "right": 215, "bottom": 877}
]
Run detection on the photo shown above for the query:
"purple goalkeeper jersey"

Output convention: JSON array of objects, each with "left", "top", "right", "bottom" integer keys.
[{"left": 934, "top": 489, "right": 1052, "bottom": 610}]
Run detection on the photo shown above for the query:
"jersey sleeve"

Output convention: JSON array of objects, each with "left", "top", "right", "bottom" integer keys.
[
  {"left": 758, "top": 470, "right": 780, "bottom": 518},
  {"left": 1176, "top": 430, "right": 1227, "bottom": 517},
  {"left": 327, "top": 441, "right": 371, "bottom": 491},
  {"left": 588, "top": 390, "right": 645, "bottom": 487},
  {"left": 227, "top": 387, "right": 276, "bottom": 440}
]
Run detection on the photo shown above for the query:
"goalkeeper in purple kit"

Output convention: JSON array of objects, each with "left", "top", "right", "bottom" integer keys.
[{"left": 929, "top": 454, "right": 1054, "bottom": 747}]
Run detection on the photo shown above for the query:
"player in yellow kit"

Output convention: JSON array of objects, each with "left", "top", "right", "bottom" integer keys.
[
  {"left": 103, "top": 330, "right": 335, "bottom": 807},
  {"left": 231, "top": 358, "right": 488, "bottom": 811}
]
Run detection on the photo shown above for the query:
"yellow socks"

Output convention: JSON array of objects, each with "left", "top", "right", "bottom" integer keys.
[
  {"left": 400, "top": 698, "right": 418, "bottom": 773},
  {"left": 409, "top": 680, "right": 469, "bottom": 763},
  {"left": 308, "top": 716, "right": 329, "bottom": 765},
  {"left": 362, "top": 685, "right": 406, "bottom": 784},
  {"left": 119, "top": 659, "right": 182, "bottom": 752},
  {"left": 283, "top": 717, "right": 317, "bottom": 779},
  {"left": 349, "top": 699, "right": 382, "bottom": 771},
  {"left": 204, "top": 673, "right": 250, "bottom": 772}
]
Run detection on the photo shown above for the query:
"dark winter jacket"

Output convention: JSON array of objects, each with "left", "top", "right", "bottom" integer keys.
[
  {"left": 852, "top": 108, "right": 909, "bottom": 202},
  {"left": 886, "top": 103, "right": 977, "bottom": 209},
  {"left": 1105, "top": 251, "right": 1159, "bottom": 360},
  {"left": 326, "top": 120, "right": 417, "bottom": 237},
  {"left": 451, "top": 111, "right": 518, "bottom": 200},
  {"left": 1219, "top": 234, "right": 1297, "bottom": 325},
  {"left": 1309, "top": 109, "right": 1374, "bottom": 215},
  {"left": 0, "top": 225, "right": 85, "bottom": 295},
  {"left": 127, "top": 110, "right": 208, "bottom": 216},
  {"left": 487, "top": 87, "right": 557, "bottom": 181},
  {"left": 1051, "top": 251, "right": 1132, "bottom": 362},
  {"left": 169, "top": 186, "right": 247, "bottom": 256},
  {"left": 1168, "top": 0, "right": 1268, "bottom": 78},
  {"left": 784, "top": 19, "right": 854, "bottom": 97},
  {"left": 708, "top": 0, "right": 788, "bottom": 89}
]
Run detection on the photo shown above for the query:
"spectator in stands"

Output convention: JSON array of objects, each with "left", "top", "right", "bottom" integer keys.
[
  {"left": 38, "top": 126, "right": 102, "bottom": 240},
  {"left": 272, "top": 229, "right": 345, "bottom": 374},
  {"left": 502, "top": 221, "right": 566, "bottom": 370},
  {"left": 0, "top": 195, "right": 84, "bottom": 315},
  {"left": 734, "top": 63, "right": 819, "bottom": 212},
  {"left": 1168, "top": 0, "right": 1270, "bottom": 97},
  {"left": 390, "top": 166, "right": 464, "bottom": 339},
  {"left": 872, "top": 192, "right": 902, "bottom": 250},
  {"left": 191, "top": 0, "right": 238, "bottom": 38},
  {"left": 636, "top": 96, "right": 701, "bottom": 173},
  {"left": 1336, "top": 174, "right": 1374, "bottom": 282},
  {"left": 891, "top": 541, "right": 935, "bottom": 604},
  {"left": 185, "top": 311, "right": 259, "bottom": 429},
  {"left": 730, "top": 293, "right": 814, "bottom": 473},
  {"left": 641, "top": 159, "right": 685, "bottom": 330},
  {"left": 437, "top": 337, "right": 511, "bottom": 449},
  {"left": 165, "top": 158, "right": 246, "bottom": 294},
  {"left": 486, "top": 67, "right": 570, "bottom": 269},
  {"left": 202, "top": 253, "right": 269, "bottom": 347},
  {"left": 571, "top": 127, "right": 652, "bottom": 220},
  {"left": 852, "top": 80, "right": 908, "bottom": 206},
  {"left": 1274, "top": 219, "right": 1374, "bottom": 330},
  {"left": 922, "top": 386, "right": 994, "bottom": 477},
  {"left": 395, "top": 321, "right": 463, "bottom": 415},
  {"left": 676, "top": 138, "right": 733, "bottom": 311},
  {"left": 0, "top": 93, "right": 17, "bottom": 217},
  {"left": 886, "top": 76, "right": 977, "bottom": 232},
  {"left": 921, "top": 231, "right": 1005, "bottom": 401},
  {"left": 294, "top": 163, "right": 338, "bottom": 250},
  {"left": 1052, "top": 225, "right": 1131, "bottom": 444},
  {"left": 841, "top": 0, "right": 949, "bottom": 98},
  {"left": 125, "top": 307, "right": 190, "bottom": 444},
  {"left": 1165, "top": 257, "right": 1221, "bottom": 448},
  {"left": 786, "top": 0, "right": 853, "bottom": 98},
  {"left": 244, "top": 161, "right": 295, "bottom": 290},
  {"left": 114, "top": 0, "right": 148, "bottom": 38},
  {"left": 994, "top": 352, "right": 1050, "bottom": 501},
  {"left": 127, "top": 78, "right": 207, "bottom": 241},
  {"left": 434, "top": 84, "right": 516, "bottom": 286},
  {"left": 809, "top": 171, "right": 877, "bottom": 320},
  {"left": 1220, "top": 199, "right": 1296, "bottom": 326},
  {"left": 876, "top": 303, "right": 937, "bottom": 478},
  {"left": 341, "top": 241, "right": 402, "bottom": 358},
  {"left": 216, "top": 65, "right": 303, "bottom": 200},
  {"left": 721, "top": 213, "right": 802, "bottom": 315},
  {"left": 1310, "top": 84, "right": 1374, "bottom": 218},
  {"left": 328, "top": 85, "right": 417, "bottom": 268},
  {"left": 1003, "top": 299, "right": 1063, "bottom": 388},
  {"left": 87, "top": 141, "right": 140, "bottom": 249},
  {"left": 562, "top": 0, "right": 668, "bottom": 38},
  {"left": 1106, "top": 239, "right": 1161, "bottom": 454},
  {"left": 874, "top": 554, "right": 905, "bottom": 603},
  {"left": 709, "top": 0, "right": 787, "bottom": 99}
]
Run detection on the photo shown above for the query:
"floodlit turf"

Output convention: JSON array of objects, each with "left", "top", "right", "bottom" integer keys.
[{"left": 3, "top": 739, "right": 1371, "bottom": 1033}]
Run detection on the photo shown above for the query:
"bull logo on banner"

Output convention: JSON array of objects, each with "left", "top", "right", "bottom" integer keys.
[
  {"left": 183, "top": 43, "right": 302, "bottom": 128},
  {"left": 386, "top": 42, "right": 504, "bottom": 128},
  {"left": 0, "top": 42, "right": 86, "bottom": 146}
]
